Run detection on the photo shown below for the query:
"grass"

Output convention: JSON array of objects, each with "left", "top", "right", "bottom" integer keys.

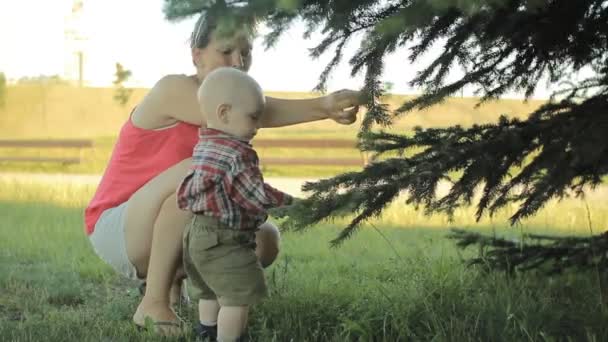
[{"left": 1, "top": 177, "right": 607, "bottom": 341}]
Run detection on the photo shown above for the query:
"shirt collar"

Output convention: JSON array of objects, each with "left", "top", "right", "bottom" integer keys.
[{"left": 199, "top": 127, "right": 252, "bottom": 145}]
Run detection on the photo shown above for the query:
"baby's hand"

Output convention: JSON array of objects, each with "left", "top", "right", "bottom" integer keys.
[{"left": 268, "top": 198, "right": 303, "bottom": 219}]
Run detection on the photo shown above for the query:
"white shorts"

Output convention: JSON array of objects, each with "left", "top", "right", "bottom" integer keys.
[{"left": 89, "top": 202, "right": 141, "bottom": 280}]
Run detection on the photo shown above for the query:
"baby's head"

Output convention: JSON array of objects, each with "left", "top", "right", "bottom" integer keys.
[{"left": 198, "top": 67, "right": 265, "bottom": 141}]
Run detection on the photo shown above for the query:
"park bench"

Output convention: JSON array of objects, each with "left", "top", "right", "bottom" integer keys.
[
  {"left": 252, "top": 138, "right": 371, "bottom": 166},
  {"left": 0, "top": 139, "right": 94, "bottom": 165},
  {"left": 0, "top": 138, "right": 367, "bottom": 167}
]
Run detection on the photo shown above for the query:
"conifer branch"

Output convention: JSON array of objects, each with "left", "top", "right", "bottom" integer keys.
[
  {"left": 447, "top": 229, "right": 608, "bottom": 274},
  {"left": 163, "top": 1, "right": 608, "bottom": 256}
]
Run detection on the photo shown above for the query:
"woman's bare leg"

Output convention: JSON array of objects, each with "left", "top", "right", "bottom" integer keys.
[{"left": 123, "top": 159, "right": 192, "bottom": 331}]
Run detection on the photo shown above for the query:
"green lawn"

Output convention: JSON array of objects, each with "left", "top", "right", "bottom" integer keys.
[{"left": 1, "top": 178, "right": 607, "bottom": 341}]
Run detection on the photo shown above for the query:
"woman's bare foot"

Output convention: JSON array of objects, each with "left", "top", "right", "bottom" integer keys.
[
  {"left": 139, "top": 279, "right": 189, "bottom": 308},
  {"left": 169, "top": 279, "right": 190, "bottom": 307},
  {"left": 133, "top": 298, "right": 182, "bottom": 336}
]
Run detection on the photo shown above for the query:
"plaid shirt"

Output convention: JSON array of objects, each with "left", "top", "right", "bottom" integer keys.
[{"left": 177, "top": 128, "right": 293, "bottom": 231}]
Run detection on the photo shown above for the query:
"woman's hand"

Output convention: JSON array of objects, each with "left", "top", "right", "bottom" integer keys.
[{"left": 323, "top": 89, "right": 364, "bottom": 125}]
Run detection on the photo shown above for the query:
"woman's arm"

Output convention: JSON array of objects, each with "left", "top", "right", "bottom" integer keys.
[
  {"left": 131, "top": 75, "right": 203, "bottom": 129},
  {"left": 260, "top": 89, "right": 363, "bottom": 128},
  {"left": 133, "top": 74, "right": 362, "bottom": 130}
]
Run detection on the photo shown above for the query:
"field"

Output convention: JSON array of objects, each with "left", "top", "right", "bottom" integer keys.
[
  {"left": 1, "top": 175, "right": 607, "bottom": 341},
  {"left": 0, "top": 84, "right": 546, "bottom": 177},
  {"left": 1, "top": 85, "right": 607, "bottom": 341}
]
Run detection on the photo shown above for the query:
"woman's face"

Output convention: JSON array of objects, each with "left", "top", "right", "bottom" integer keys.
[{"left": 192, "top": 30, "right": 253, "bottom": 81}]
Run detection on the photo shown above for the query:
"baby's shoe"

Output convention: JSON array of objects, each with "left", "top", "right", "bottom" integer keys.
[{"left": 194, "top": 322, "right": 217, "bottom": 341}]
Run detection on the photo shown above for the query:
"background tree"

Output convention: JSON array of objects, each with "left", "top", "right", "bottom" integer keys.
[
  {"left": 163, "top": 0, "right": 608, "bottom": 273},
  {"left": 0, "top": 72, "right": 6, "bottom": 109},
  {"left": 383, "top": 81, "right": 394, "bottom": 94},
  {"left": 113, "top": 63, "right": 133, "bottom": 107},
  {"left": 16, "top": 75, "right": 67, "bottom": 85}
]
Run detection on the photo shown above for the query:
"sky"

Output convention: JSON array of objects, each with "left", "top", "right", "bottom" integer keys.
[{"left": 0, "top": 0, "right": 577, "bottom": 98}]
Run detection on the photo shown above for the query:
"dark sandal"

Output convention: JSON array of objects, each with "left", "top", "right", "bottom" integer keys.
[{"left": 194, "top": 322, "right": 217, "bottom": 341}]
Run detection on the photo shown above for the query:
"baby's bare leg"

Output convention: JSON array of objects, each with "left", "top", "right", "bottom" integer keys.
[
  {"left": 199, "top": 299, "right": 221, "bottom": 324},
  {"left": 218, "top": 306, "right": 249, "bottom": 342}
]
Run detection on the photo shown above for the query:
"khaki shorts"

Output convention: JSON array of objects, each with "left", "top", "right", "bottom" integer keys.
[{"left": 183, "top": 215, "right": 267, "bottom": 306}]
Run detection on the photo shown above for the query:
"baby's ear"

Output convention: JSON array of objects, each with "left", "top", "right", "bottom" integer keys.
[{"left": 217, "top": 104, "right": 231, "bottom": 124}]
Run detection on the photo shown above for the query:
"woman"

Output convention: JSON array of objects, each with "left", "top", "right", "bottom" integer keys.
[{"left": 84, "top": 13, "right": 362, "bottom": 334}]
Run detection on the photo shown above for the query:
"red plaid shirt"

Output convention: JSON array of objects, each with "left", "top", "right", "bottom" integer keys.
[{"left": 177, "top": 128, "right": 293, "bottom": 231}]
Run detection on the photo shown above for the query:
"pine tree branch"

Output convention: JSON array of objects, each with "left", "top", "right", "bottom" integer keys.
[
  {"left": 447, "top": 228, "right": 608, "bottom": 274},
  {"left": 282, "top": 96, "right": 608, "bottom": 243},
  {"left": 163, "top": 0, "right": 215, "bottom": 20},
  {"left": 162, "top": 0, "right": 608, "bottom": 253}
]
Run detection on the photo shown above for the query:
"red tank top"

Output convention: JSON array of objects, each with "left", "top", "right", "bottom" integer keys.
[{"left": 84, "top": 118, "right": 199, "bottom": 235}]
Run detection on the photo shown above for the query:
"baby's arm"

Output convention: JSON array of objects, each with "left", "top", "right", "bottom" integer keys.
[
  {"left": 230, "top": 166, "right": 293, "bottom": 214},
  {"left": 261, "top": 183, "right": 294, "bottom": 207}
]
